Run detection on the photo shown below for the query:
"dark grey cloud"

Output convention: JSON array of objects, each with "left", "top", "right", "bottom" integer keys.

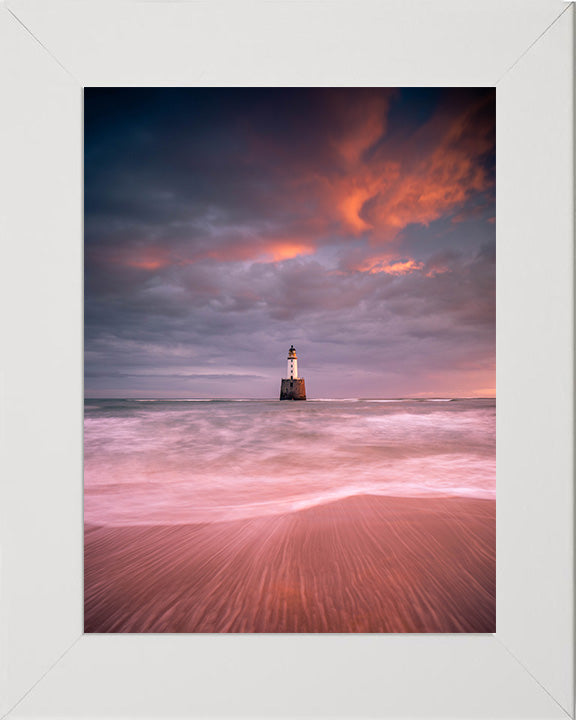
[{"left": 85, "top": 88, "right": 495, "bottom": 398}]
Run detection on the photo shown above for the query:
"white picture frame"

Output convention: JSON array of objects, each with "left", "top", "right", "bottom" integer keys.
[{"left": 0, "top": 1, "right": 573, "bottom": 718}]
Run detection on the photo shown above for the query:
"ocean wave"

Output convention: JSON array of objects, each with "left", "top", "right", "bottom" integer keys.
[{"left": 84, "top": 398, "right": 495, "bottom": 525}]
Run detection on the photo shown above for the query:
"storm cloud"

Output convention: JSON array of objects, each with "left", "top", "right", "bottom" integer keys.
[{"left": 85, "top": 88, "right": 495, "bottom": 398}]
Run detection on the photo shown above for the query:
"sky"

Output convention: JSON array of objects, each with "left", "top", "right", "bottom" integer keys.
[{"left": 84, "top": 88, "right": 495, "bottom": 399}]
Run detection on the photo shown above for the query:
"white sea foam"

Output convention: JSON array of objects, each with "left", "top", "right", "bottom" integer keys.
[
  {"left": 365, "top": 399, "right": 413, "bottom": 403},
  {"left": 84, "top": 398, "right": 495, "bottom": 526}
]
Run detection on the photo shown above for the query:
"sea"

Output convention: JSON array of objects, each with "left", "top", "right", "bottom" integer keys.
[{"left": 84, "top": 398, "right": 495, "bottom": 527}]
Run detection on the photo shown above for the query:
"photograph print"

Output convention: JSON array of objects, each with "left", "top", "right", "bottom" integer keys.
[{"left": 84, "top": 87, "right": 496, "bottom": 633}]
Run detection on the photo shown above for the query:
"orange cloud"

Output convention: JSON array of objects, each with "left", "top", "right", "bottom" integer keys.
[
  {"left": 425, "top": 265, "right": 451, "bottom": 278},
  {"left": 113, "top": 236, "right": 317, "bottom": 270},
  {"left": 126, "top": 257, "right": 170, "bottom": 271},
  {"left": 356, "top": 255, "right": 424, "bottom": 276},
  {"left": 338, "top": 186, "right": 375, "bottom": 233},
  {"left": 331, "top": 92, "right": 391, "bottom": 166},
  {"left": 365, "top": 147, "right": 490, "bottom": 239},
  {"left": 97, "top": 246, "right": 173, "bottom": 271},
  {"left": 328, "top": 163, "right": 400, "bottom": 235},
  {"left": 263, "top": 241, "right": 315, "bottom": 262},
  {"left": 312, "top": 98, "right": 494, "bottom": 242},
  {"left": 198, "top": 234, "right": 318, "bottom": 264}
]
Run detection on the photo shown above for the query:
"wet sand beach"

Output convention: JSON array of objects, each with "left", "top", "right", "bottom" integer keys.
[{"left": 85, "top": 494, "right": 495, "bottom": 633}]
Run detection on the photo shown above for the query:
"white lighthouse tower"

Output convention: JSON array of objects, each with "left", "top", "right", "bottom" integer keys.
[
  {"left": 280, "top": 345, "right": 306, "bottom": 400},
  {"left": 287, "top": 345, "right": 298, "bottom": 379}
]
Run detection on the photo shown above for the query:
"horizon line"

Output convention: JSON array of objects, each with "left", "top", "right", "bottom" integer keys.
[{"left": 84, "top": 396, "right": 496, "bottom": 401}]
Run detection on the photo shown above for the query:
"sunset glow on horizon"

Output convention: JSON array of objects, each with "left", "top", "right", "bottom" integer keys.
[{"left": 85, "top": 88, "right": 495, "bottom": 398}]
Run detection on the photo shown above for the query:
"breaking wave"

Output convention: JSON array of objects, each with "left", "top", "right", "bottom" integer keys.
[{"left": 84, "top": 398, "right": 495, "bottom": 526}]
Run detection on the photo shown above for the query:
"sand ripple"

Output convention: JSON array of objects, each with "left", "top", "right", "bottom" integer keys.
[{"left": 85, "top": 494, "right": 495, "bottom": 633}]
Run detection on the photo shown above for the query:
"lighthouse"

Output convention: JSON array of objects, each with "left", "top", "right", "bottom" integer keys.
[{"left": 280, "top": 345, "right": 307, "bottom": 400}]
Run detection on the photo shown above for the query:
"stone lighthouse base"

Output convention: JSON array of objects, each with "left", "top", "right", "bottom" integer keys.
[{"left": 280, "top": 378, "right": 306, "bottom": 400}]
